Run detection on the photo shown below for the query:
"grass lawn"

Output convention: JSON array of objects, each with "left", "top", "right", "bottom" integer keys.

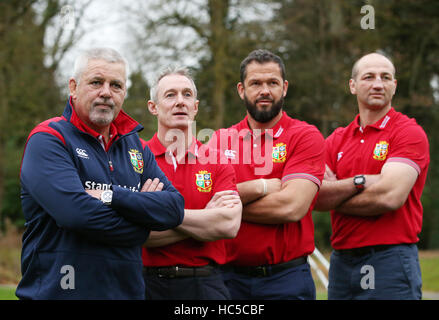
[
  {"left": 0, "top": 287, "right": 17, "bottom": 300},
  {"left": 316, "top": 291, "right": 328, "bottom": 300},
  {"left": 0, "top": 250, "right": 437, "bottom": 300},
  {"left": 419, "top": 251, "right": 439, "bottom": 292}
]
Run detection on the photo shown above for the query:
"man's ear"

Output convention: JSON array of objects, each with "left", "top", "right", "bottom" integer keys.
[
  {"left": 69, "top": 78, "right": 78, "bottom": 98},
  {"left": 349, "top": 79, "right": 357, "bottom": 95},
  {"left": 193, "top": 100, "right": 199, "bottom": 117},
  {"left": 282, "top": 80, "right": 289, "bottom": 98},
  {"left": 237, "top": 82, "right": 245, "bottom": 100},
  {"left": 147, "top": 100, "right": 158, "bottom": 115}
]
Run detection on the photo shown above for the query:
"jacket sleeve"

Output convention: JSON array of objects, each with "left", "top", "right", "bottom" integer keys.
[
  {"left": 20, "top": 132, "right": 149, "bottom": 247},
  {"left": 110, "top": 146, "right": 185, "bottom": 230}
]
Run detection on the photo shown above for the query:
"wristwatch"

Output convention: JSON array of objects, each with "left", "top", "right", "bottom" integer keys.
[
  {"left": 353, "top": 175, "right": 366, "bottom": 193},
  {"left": 100, "top": 190, "right": 113, "bottom": 205}
]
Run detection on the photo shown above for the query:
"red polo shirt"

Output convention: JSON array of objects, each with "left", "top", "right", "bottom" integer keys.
[
  {"left": 141, "top": 134, "right": 238, "bottom": 267},
  {"left": 210, "top": 111, "right": 325, "bottom": 266},
  {"left": 325, "top": 107, "right": 430, "bottom": 250}
]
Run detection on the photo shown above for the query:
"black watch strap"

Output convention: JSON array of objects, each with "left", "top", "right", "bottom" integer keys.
[{"left": 353, "top": 175, "right": 366, "bottom": 193}]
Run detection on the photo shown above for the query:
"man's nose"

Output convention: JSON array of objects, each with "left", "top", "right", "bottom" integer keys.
[
  {"left": 175, "top": 93, "right": 185, "bottom": 106},
  {"left": 260, "top": 83, "right": 270, "bottom": 96},
  {"left": 99, "top": 83, "right": 112, "bottom": 97},
  {"left": 372, "top": 77, "right": 385, "bottom": 89}
]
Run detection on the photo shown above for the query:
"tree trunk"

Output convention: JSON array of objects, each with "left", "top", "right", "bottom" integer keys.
[
  {"left": 0, "top": 69, "right": 7, "bottom": 231},
  {"left": 209, "top": 0, "right": 229, "bottom": 129}
]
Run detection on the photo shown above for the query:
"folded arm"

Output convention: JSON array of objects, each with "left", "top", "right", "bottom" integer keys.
[
  {"left": 177, "top": 190, "right": 242, "bottom": 241},
  {"left": 314, "top": 165, "right": 380, "bottom": 211},
  {"left": 237, "top": 178, "right": 281, "bottom": 205},
  {"left": 143, "top": 229, "right": 188, "bottom": 248},
  {"left": 109, "top": 147, "right": 185, "bottom": 230},
  {"left": 144, "top": 190, "right": 242, "bottom": 247},
  {"left": 21, "top": 133, "right": 150, "bottom": 247},
  {"left": 335, "top": 162, "right": 418, "bottom": 216},
  {"left": 240, "top": 178, "right": 319, "bottom": 224}
]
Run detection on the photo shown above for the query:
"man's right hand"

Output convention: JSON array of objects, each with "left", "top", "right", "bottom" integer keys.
[
  {"left": 204, "top": 190, "right": 241, "bottom": 209},
  {"left": 141, "top": 178, "right": 164, "bottom": 192},
  {"left": 237, "top": 178, "right": 282, "bottom": 205}
]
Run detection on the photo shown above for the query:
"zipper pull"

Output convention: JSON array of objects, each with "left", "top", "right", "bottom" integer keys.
[{"left": 109, "top": 160, "right": 114, "bottom": 171}]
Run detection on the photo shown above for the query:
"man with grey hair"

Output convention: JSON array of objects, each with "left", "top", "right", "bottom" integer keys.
[
  {"left": 315, "top": 52, "right": 430, "bottom": 299},
  {"left": 141, "top": 66, "right": 242, "bottom": 300},
  {"left": 17, "top": 47, "right": 185, "bottom": 299},
  {"left": 149, "top": 67, "right": 197, "bottom": 104}
]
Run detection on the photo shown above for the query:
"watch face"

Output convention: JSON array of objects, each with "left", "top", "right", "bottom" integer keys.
[
  {"left": 102, "top": 190, "right": 113, "bottom": 203},
  {"left": 354, "top": 176, "right": 365, "bottom": 185}
]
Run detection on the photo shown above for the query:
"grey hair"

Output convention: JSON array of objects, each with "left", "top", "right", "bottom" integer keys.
[
  {"left": 149, "top": 66, "right": 197, "bottom": 102},
  {"left": 72, "top": 47, "right": 128, "bottom": 83}
]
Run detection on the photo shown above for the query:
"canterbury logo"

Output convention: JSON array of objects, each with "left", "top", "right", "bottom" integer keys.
[
  {"left": 224, "top": 149, "right": 236, "bottom": 159},
  {"left": 76, "top": 148, "right": 89, "bottom": 159}
]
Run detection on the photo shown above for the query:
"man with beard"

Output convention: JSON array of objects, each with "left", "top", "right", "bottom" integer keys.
[
  {"left": 315, "top": 53, "right": 429, "bottom": 299},
  {"left": 208, "top": 49, "right": 325, "bottom": 299}
]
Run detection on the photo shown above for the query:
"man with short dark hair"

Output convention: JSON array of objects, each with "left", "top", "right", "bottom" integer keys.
[
  {"left": 209, "top": 49, "right": 325, "bottom": 300},
  {"left": 315, "top": 52, "right": 430, "bottom": 300}
]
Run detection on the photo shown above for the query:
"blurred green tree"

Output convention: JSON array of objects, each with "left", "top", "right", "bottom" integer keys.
[
  {"left": 0, "top": 0, "right": 89, "bottom": 231},
  {"left": 122, "top": 71, "right": 156, "bottom": 140}
]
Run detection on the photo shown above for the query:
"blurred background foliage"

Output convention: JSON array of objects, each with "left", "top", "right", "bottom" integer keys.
[{"left": 1, "top": 0, "right": 438, "bottom": 250}]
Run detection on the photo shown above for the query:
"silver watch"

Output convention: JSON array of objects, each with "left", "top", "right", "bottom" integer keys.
[{"left": 100, "top": 190, "right": 113, "bottom": 205}]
